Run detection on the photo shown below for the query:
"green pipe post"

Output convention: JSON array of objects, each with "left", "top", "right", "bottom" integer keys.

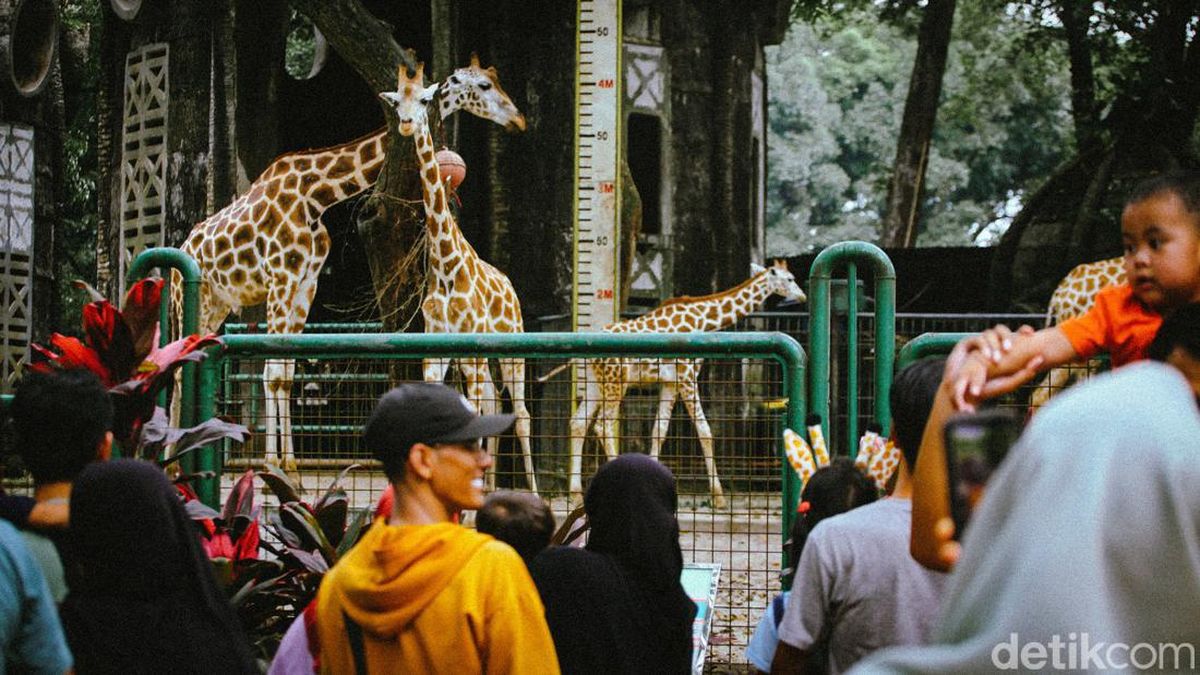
[
  {"left": 897, "top": 332, "right": 972, "bottom": 370},
  {"left": 127, "top": 248, "right": 202, "bottom": 464},
  {"left": 197, "top": 355, "right": 221, "bottom": 506},
  {"left": 846, "top": 262, "right": 859, "bottom": 449},
  {"left": 807, "top": 242, "right": 896, "bottom": 455}
]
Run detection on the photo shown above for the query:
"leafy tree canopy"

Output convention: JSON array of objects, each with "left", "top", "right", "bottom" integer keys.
[{"left": 768, "top": 1, "right": 1073, "bottom": 254}]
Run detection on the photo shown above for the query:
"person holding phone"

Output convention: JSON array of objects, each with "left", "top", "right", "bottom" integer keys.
[
  {"left": 912, "top": 301, "right": 1200, "bottom": 574},
  {"left": 771, "top": 358, "right": 949, "bottom": 675},
  {"left": 908, "top": 337, "right": 1044, "bottom": 573},
  {"left": 853, "top": 361, "right": 1200, "bottom": 674}
]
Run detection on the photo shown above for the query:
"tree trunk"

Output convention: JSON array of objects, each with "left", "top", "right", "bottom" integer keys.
[
  {"left": 878, "top": 0, "right": 956, "bottom": 248},
  {"left": 1057, "top": 0, "right": 1099, "bottom": 152},
  {"left": 990, "top": 4, "right": 1200, "bottom": 311},
  {"left": 290, "top": 0, "right": 424, "bottom": 330},
  {"left": 710, "top": 0, "right": 738, "bottom": 289},
  {"left": 233, "top": 0, "right": 287, "bottom": 186}
]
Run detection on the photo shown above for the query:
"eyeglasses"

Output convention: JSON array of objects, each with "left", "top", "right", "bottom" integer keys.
[{"left": 432, "top": 439, "right": 487, "bottom": 456}]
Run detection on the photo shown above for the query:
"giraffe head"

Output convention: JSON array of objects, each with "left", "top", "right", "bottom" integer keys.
[
  {"left": 379, "top": 62, "right": 439, "bottom": 138},
  {"left": 441, "top": 53, "right": 526, "bottom": 132},
  {"left": 752, "top": 260, "right": 806, "bottom": 303}
]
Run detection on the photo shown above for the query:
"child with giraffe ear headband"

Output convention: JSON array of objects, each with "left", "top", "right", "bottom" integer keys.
[
  {"left": 783, "top": 415, "right": 903, "bottom": 494},
  {"left": 746, "top": 421, "right": 879, "bottom": 672}
]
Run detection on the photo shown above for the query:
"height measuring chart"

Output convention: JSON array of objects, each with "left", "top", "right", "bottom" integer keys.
[{"left": 572, "top": 0, "right": 622, "bottom": 332}]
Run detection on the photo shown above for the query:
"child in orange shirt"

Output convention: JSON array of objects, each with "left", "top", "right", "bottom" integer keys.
[
  {"left": 953, "top": 171, "right": 1200, "bottom": 408},
  {"left": 910, "top": 172, "right": 1200, "bottom": 573}
]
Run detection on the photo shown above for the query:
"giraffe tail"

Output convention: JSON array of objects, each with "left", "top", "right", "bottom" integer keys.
[{"left": 537, "top": 361, "right": 576, "bottom": 383}]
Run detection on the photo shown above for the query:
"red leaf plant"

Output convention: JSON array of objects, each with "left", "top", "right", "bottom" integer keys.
[
  {"left": 181, "top": 470, "right": 261, "bottom": 563},
  {"left": 29, "top": 278, "right": 247, "bottom": 461}
]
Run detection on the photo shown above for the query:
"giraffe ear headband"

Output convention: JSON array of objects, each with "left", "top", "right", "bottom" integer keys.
[
  {"left": 855, "top": 422, "right": 902, "bottom": 491},
  {"left": 783, "top": 414, "right": 831, "bottom": 489}
]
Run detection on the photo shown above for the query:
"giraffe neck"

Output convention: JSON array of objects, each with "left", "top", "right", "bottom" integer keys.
[
  {"left": 640, "top": 273, "right": 772, "bottom": 332},
  {"left": 260, "top": 89, "right": 467, "bottom": 215},
  {"left": 261, "top": 129, "right": 388, "bottom": 216},
  {"left": 700, "top": 274, "right": 772, "bottom": 330},
  {"left": 413, "top": 120, "right": 475, "bottom": 277}
]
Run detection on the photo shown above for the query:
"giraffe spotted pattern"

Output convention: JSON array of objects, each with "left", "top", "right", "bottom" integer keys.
[
  {"left": 170, "top": 57, "right": 525, "bottom": 467},
  {"left": 1030, "top": 256, "right": 1125, "bottom": 408},
  {"left": 565, "top": 261, "right": 807, "bottom": 508}
]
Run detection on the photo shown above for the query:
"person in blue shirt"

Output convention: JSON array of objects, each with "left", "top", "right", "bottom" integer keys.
[{"left": 0, "top": 518, "right": 72, "bottom": 674}]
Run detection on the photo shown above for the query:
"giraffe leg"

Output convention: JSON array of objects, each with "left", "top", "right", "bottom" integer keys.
[
  {"left": 461, "top": 358, "right": 502, "bottom": 490},
  {"left": 681, "top": 380, "right": 727, "bottom": 509},
  {"left": 500, "top": 357, "right": 537, "bottom": 494},
  {"left": 263, "top": 358, "right": 296, "bottom": 470},
  {"left": 650, "top": 384, "right": 678, "bottom": 460},
  {"left": 595, "top": 384, "right": 624, "bottom": 461},
  {"left": 264, "top": 257, "right": 321, "bottom": 471},
  {"left": 568, "top": 379, "right": 603, "bottom": 504},
  {"left": 423, "top": 357, "right": 453, "bottom": 384}
]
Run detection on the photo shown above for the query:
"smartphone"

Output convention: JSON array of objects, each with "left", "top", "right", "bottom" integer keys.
[{"left": 944, "top": 409, "right": 1022, "bottom": 540}]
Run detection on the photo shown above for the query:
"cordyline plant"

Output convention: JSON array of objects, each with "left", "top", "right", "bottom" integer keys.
[
  {"left": 28, "top": 278, "right": 248, "bottom": 462},
  {"left": 180, "top": 463, "right": 373, "bottom": 661}
]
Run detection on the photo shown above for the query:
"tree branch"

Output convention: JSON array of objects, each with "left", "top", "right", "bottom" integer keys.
[{"left": 289, "top": 0, "right": 416, "bottom": 92}]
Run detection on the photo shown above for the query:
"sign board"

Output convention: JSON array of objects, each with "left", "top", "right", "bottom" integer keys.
[{"left": 681, "top": 562, "right": 721, "bottom": 674}]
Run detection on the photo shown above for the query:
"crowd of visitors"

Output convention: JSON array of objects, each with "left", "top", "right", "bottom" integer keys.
[{"left": 2, "top": 172, "right": 1200, "bottom": 673}]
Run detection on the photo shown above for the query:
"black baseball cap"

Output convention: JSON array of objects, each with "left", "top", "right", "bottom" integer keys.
[{"left": 363, "top": 382, "right": 515, "bottom": 459}]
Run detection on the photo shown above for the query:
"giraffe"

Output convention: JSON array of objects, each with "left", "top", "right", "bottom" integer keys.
[
  {"left": 170, "top": 55, "right": 526, "bottom": 468},
  {"left": 1030, "top": 256, "right": 1125, "bottom": 408},
  {"left": 561, "top": 261, "right": 806, "bottom": 508},
  {"left": 378, "top": 62, "right": 538, "bottom": 493}
]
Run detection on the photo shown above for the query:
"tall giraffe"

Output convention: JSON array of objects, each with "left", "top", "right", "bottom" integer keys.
[
  {"left": 171, "top": 55, "right": 526, "bottom": 468},
  {"left": 561, "top": 261, "right": 806, "bottom": 508},
  {"left": 1030, "top": 256, "right": 1125, "bottom": 408},
  {"left": 378, "top": 63, "right": 538, "bottom": 493}
]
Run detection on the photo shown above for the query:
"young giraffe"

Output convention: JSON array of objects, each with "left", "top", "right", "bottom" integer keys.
[
  {"left": 562, "top": 261, "right": 806, "bottom": 508},
  {"left": 379, "top": 62, "right": 538, "bottom": 493},
  {"left": 1030, "top": 256, "right": 1125, "bottom": 408},
  {"left": 170, "top": 56, "right": 526, "bottom": 468}
]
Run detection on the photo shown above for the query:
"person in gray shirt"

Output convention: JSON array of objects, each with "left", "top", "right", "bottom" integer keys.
[{"left": 771, "top": 358, "right": 948, "bottom": 674}]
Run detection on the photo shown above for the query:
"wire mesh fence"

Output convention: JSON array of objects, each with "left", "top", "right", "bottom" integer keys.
[
  {"left": 210, "top": 312, "right": 1109, "bottom": 668},
  {"left": 210, "top": 331, "right": 802, "bottom": 667}
]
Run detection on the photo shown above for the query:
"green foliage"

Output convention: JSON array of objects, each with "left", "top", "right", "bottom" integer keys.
[
  {"left": 767, "top": 2, "right": 1073, "bottom": 254},
  {"left": 191, "top": 464, "right": 372, "bottom": 662},
  {"left": 285, "top": 10, "right": 319, "bottom": 79},
  {"left": 57, "top": 0, "right": 102, "bottom": 331}
]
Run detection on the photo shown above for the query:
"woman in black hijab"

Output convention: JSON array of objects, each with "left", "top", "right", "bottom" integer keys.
[
  {"left": 61, "top": 459, "right": 258, "bottom": 674},
  {"left": 530, "top": 453, "right": 697, "bottom": 674}
]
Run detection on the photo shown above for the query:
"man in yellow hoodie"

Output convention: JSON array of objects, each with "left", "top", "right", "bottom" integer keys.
[{"left": 315, "top": 382, "right": 560, "bottom": 674}]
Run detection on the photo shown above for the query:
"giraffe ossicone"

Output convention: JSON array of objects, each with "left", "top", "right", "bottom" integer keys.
[
  {"left": 565, "top": 260, "right": 807, "bottom": 508},
  {"left": 170, "top": 56, "right": 526, "bottom": 470},
  {"left": 379, "top": 60, "right": 538, "bottom": 493}
]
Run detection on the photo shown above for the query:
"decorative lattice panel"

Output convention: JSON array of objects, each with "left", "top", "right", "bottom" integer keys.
[
  {"left": 625, "top": 43, "right": 665, "bottom": 114},
  {"left": 0, "top": 124, "right": 34, "bottom": 392},
  {"left": 119, "top": 43, "right": 169, "bottom": 293}
]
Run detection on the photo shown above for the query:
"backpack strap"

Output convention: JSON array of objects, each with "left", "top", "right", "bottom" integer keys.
[
  {"left": 771, "top": 593, "right": 788, "bottom": 630},
  {"left": 344, "top": 610, "right": 369, "bottom": 675},
  {"left": 302, "top": 600, "right": 321, "bottom": 671}
]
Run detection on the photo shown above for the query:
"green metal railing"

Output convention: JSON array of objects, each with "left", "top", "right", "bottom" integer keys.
[
  {"left": 897, "top": 332, "right": 972, "bottom": 370},
  {"left": 195, "top": 332, "right": 808, "bottom": 527},
  {"left": 807, "top": 242, "right": 896, "bottom": 457}
]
